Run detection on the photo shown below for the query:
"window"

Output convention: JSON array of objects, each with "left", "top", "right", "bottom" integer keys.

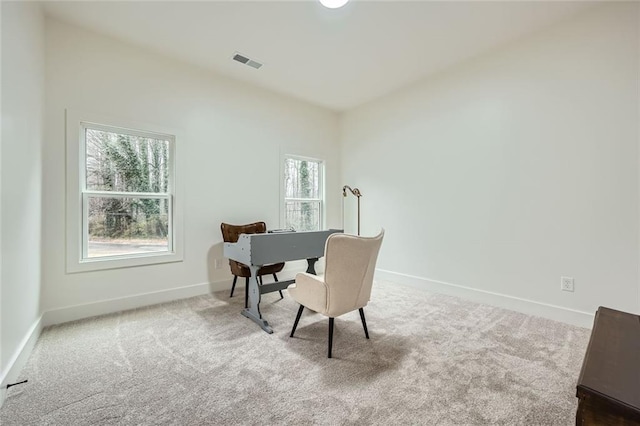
[
  {"left": 66, "top": 110, "right": 183, "bottom": 272},
  {"left": 283, "top": 155, "right": 324, "bottom": 231}
]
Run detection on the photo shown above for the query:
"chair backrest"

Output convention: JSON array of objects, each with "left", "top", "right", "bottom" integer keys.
[
  {"left": 323, "top": 229, "right": 384, "bottom": 317},
  {"left": 220, "top": 221, "right": 267, "bottom": 243}
]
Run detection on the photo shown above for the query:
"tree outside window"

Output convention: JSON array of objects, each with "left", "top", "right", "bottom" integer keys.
[
  {"left": 284, "top": 156, "right": 323, "bottom": 231},
  {"left": 82, "top": 125, "right": 174, "bottom": 259}
]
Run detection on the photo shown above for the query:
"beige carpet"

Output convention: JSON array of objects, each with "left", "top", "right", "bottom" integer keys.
[{"left": 1, "top": 281, "right": 591, "bottom": 425}]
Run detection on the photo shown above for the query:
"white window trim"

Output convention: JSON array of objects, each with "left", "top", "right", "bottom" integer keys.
[
  {"left": 66, "top": 109, "right": 184, "bottom": 273},
  {"left": 280, "top": 153, "right": 325, "bottom": 231}
]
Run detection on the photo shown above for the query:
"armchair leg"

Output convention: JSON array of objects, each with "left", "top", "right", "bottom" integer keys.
[
  {"left": 230, "top": 276, "right": 238, "bottom": 298},
  {"left": 359, "top": 308, "right": 370, "bottom": 339},
  {"left": 328, "top": 318, "right": 335, "bottom": 358},
  {"left": 244, "top": 277, "right": 249, "bottom": 308},
  {"left": 290, "top": 304, "right": 305, "bottom": 337},
  {"left": 274, "top": 274, "right": 284, "bottom": 299}
]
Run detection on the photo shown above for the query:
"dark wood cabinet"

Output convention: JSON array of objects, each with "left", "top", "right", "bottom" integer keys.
[{"left": 576, "top": 306, "right": 640, "bottom": 425}]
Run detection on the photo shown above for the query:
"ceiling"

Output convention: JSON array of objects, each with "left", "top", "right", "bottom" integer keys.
[{"left": 42, "top": 1, "right": 597, "bottom": 112}]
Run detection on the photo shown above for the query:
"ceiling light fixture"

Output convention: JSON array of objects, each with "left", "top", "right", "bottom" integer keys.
[{"left": 319, "top": 0, "right": 349, "bottom": 9}]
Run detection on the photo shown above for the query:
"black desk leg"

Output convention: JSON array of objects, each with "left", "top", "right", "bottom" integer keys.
[{"left": 306, "top": 258, "right": 319, "bottom": 275}]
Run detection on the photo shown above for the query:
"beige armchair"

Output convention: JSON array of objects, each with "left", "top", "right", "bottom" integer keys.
[{"left": 288, "top": 229, "right": 384, "bottom": 358}]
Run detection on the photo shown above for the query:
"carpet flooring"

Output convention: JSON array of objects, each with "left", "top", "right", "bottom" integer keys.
[{"left": 1, "top": 281, "right": 591, "bottom": 425}]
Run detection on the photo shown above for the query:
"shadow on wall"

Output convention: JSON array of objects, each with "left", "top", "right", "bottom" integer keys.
[{"left": 207, "top": 242, "right": 230, "bottom": 289}]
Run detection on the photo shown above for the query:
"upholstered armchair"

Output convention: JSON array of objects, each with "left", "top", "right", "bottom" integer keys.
[
  {"left": 220, "top": 222, "right": 285, "bottom": 307},
  {"left": 288, "top": 229, "right": 384, "bottom": 358}
]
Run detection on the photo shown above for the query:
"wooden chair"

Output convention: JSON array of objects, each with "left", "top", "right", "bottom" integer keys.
[{"left": 220, "top": 222, "right": 285, "bottom": 307}]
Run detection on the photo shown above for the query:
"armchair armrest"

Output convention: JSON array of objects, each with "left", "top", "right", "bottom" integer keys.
[{"left": 288, "top": 273, "right": 329, "bottom": 315}]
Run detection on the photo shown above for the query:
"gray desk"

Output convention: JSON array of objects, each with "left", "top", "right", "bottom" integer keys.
[{"left": 223, "top": 229, "right": 342, "bottom": 333}]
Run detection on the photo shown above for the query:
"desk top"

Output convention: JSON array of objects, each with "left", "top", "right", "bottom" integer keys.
[{"left": 577, "top": 306, "right": 640, "bottom": 413}]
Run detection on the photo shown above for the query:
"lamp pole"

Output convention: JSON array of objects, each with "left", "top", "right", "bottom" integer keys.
[{"left": 342, "top": 185, "right": 362, "bottom": 236}]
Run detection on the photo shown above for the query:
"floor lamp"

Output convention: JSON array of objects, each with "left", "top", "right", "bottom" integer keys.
[{"left": 342, "top": 185, "right": 362, "bottom": 236}]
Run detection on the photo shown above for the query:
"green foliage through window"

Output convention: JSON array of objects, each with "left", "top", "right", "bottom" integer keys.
[{"left": 84, "top": 127, "right": 172, "bottom": 257}]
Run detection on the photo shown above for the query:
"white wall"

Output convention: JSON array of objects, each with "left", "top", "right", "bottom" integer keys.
[
  {"left": 1, "top": 0, "right": 44, "bottom": 390},
  {"left": 341, "top": 3, "right": 640, "bottom": 322},
  {"left": 42, "top": 19, "right": 341, "bottom": 319},
  {"left": 15, "top": 1, "right": 640, "bottom": 336}
]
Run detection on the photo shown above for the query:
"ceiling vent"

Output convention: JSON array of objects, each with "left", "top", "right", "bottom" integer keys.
[{"left": 232, "top": 52, "right": 263, "bottom": 70}]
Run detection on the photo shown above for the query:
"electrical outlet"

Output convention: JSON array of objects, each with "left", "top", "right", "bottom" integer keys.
[
  {"left": 561, "top": 276, "right": 574, "bottom": 292},
  {"left": 214, "top": 259, "right": 224, "bottom": 269}
]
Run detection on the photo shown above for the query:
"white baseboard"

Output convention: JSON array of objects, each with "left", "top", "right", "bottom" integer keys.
[
  {"left": 281, "top": 259, "right": 324, "bottom": 276},
  {"left": 42, "top": 279, "right": 230, "bottom": 327},
  {"left": 0, "top": 315, "right": 43, "bottom": 408},
  {"left": 375, "top": 269, "right": 595, "bottom": 328}
]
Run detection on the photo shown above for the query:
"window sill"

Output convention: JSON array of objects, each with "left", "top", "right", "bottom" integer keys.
[{"left": 66, "top": 251, "right": 183, "bottom": 274}]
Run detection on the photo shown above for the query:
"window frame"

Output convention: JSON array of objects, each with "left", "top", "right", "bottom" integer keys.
[
  {"left": 281, "top": 154, "right": 325, "bottom": 231},
  {"left": 66, "top": 109, "right": 184, "bottom": 273}
]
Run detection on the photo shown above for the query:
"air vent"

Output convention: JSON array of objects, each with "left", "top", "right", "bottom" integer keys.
[
  {"left": 232, "top": 52, "right": 263, "bottom": 70},
  {"left": 232, "top": 53, "right": 249, "bottom": 64}
]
